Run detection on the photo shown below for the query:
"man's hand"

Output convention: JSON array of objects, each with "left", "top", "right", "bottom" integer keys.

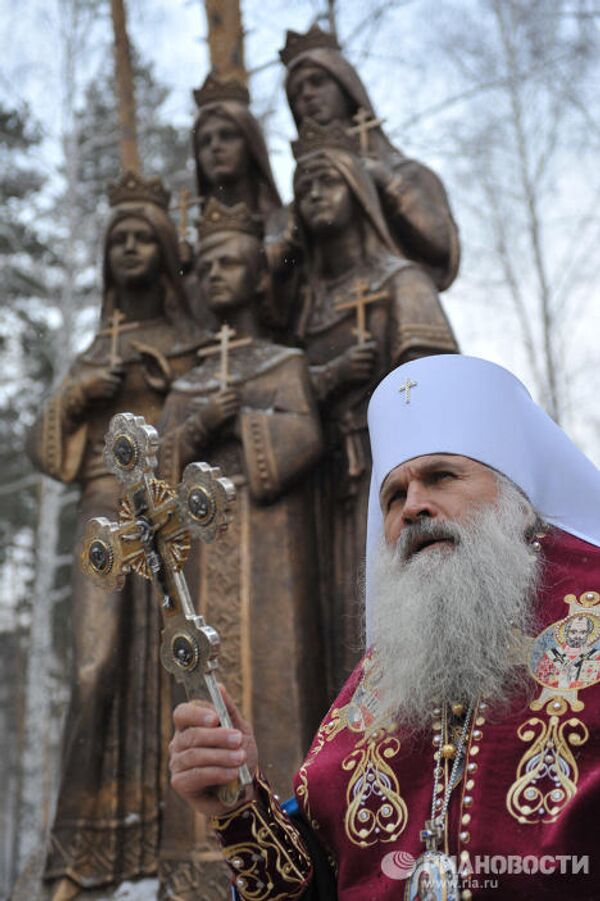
[
  {"left": 336, "top": 341, "right": 377, "bottom": 385},
  {"left": 194, "top": 389, "right": 241, "bottom": 434},
  {"left": 169, "top": 685, "right": 258, "bottom": 818}
]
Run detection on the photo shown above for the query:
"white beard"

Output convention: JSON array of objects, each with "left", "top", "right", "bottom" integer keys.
[{"left": 369, "top": 477, "right": 541, "bottom": 732}]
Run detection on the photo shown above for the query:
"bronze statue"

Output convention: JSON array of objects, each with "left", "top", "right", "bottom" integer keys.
[
  {"left": 192, "top": 74, "right": 281, "bottom": 222},
  {"left": 280, "top": 24, "right": 460, "bottom": 291},
  {"left": 27, "top": 171, "right": 206, "bottom": 900},
  {"left": 290, "top": 120, "right": 458, "bottom": 694},
  {"left": 157, "top": 198, "right": 326, "bottom": 897}
]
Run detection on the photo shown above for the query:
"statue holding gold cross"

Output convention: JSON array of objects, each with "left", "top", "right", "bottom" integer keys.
[
  {"left": 156, "top": 198, "right": 327, "bottom": 898},
  {"left": 26, "top": 172, "right": 209, "bottom": 900},
  {"left": 287, "top": 119, "right": 459, "bottom": 696}
]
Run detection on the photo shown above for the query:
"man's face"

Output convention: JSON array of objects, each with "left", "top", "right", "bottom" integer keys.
[
  {"left": 288, "top": 63, "right": 353, "bottom": 125},
  {"left": 380, "top": 453, "right": 499, "bottom": 549},
  {"left": 295, "top": 162, "right": 354, "bottom": 235},
  {"left": 565, "top": 617, "right": 592, "bottom": 648},
  {"left": 196, "top": 113, "right": 249, "bottom": 184},
  {"left": 108, "top": 216, "right": 161, "bottom": 287},
  {"left": 196, "top": 233, "right": 258, "bottom": 314}
]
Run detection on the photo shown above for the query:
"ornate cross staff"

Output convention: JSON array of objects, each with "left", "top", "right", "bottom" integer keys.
[
  {"left": 98, "top": 310, "right": 140, "bottom": 366},
  {"left": 80, "top": 411, "right": 252, "bottom": 806},
  {"left": 197, "top": 323, "right": 252, "bottom": 390},
  {"left": 334, "top": 279, "right": 389, "bottom": 345},
  {"left": 348, "top": 106, "right": 385, "bottom": 154}
]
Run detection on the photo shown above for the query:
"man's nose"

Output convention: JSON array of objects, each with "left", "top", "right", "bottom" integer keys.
[
  {"left": 208, "top": 260, "right": 221, "bottom": 279},
  {"left": 124, "top": 233, "right": 137, "bottom": 251},
  {"left": 309, "top": 179, "right": 321, "bottom": 199},
  {"left": 401, "top": 483, "right": 437, "bottom": 525}
]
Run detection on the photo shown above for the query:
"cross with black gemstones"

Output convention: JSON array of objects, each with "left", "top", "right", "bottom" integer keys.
[{"left": 79, "top": 410, "right": 252, "bottom": 808}]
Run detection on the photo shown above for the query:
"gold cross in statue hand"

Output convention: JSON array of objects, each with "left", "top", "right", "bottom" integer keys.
[
  {"left": 334, "top": 279, "right": 389, "bottom": 345},
  {"left": 348, "top": 106, "right": 385, "bottom": 154},
  {"left": 98, "top": 310, "right": 139, "bottom": 366},
  {"left": 197, "top": 323, "right": 252, "bottom": 390},
  {"left": 398, "top": 378, "right": 418, "bottom": 404}
]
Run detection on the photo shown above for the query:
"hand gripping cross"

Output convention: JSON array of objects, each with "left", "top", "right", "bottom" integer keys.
[{"left": 80, "top": 411, "right": 252, "bottom": 806}]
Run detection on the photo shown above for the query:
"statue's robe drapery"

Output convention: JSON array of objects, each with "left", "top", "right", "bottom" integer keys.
[
  {"left": 28, "top": 321, "right": 202, "bottom": 888},
  {"left": 214, "top": 528, "right": 600, "bottom": 900},
  {"left": 294, "top": 251, "right": 457, "bottom": 695},
  {"left": 157, "top": 341, "right": 326, "bottom": 897},
  {"left": 284, "top": 45, "right": 460, "bottom": 291}
]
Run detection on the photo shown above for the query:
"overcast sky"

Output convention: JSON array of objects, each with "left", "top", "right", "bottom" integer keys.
[{"left": 2, "top": 0, "right": 600, "bottom": 462}]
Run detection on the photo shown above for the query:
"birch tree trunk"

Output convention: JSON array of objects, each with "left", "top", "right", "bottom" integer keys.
[
  {"left": 204, "top": 0, "right": 247, "bottom": 83},
  {"left": 110, "top": 0, "right": 140, "bottom": 171}
]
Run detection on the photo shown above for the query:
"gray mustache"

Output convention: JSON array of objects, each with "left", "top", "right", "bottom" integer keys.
[{"left": 396, "top": 518, "right": 462, "bottom": 562}]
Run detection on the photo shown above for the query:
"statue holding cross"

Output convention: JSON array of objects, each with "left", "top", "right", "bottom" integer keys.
[
  {"left": 155, "top": 199, "right": 327, "bottom": 898},
  {"left": 287, "top": 118, "right": 459, "bottom": 697},
  {"left": 281, "top": 24, "right": 461, "bottom": 292},
  {"left": 26, "top": 172, "right": 208, "bottom": 899}
]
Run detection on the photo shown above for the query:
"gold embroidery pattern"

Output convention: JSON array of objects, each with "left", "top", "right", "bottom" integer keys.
[
  {"left": 507, "top": 713, "right": 589, "bottom": 824},
  {"left": 213, "top": 775, "right": 311, "bottom": 901},
  {"left": 507, "top": 590, "right": 599, "bottom": 824},
  {"left": 297, "top": 658, "right": 408, "bottom": 846},
  {"left": 343, "top": 729, "right": 407, "bottom": 846}
]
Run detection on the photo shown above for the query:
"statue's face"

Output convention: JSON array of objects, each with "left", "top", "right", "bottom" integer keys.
[
  {"left": 295, "top": 161, "right": 354, "bottom": 234},
  {"left": 196, "top": 233, "right": 259, "bottom": 314},
  {"left": 288, "top": 63, "right": 353, "bottom": 125},
  {"left": 108, "top": 216, "right": 161, "bottom": 287},
  {"left": 196, "top": 113, "right": 250, "bottom": 184}
]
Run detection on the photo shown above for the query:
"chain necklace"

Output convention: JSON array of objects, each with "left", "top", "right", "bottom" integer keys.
[{"left": 404, "top": 702, "right": 474, "bottom": 901}]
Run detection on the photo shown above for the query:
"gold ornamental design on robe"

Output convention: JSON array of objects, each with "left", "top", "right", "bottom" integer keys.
[
  {"left": 507, "top": 590, "right": 600, "bottom": 823},
  {"left": 297, "top": 657, "right": 408, "bottom": 846}
]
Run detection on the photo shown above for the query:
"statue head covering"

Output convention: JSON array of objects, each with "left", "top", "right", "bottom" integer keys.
[
  {"left": 292, "top": 118, "right": 396, "bottom": 258},
  {"left": 192, "top": 74, "right": 281, "bottom": 220},
  {"left": 280, "top": 25, "right": 400, "bottom": 163},
  {"left": 365, "top": 354, "right": 600, "bottom": 634},
  {"left": 102, "top": 170, "right": 193, "bottom": 332}
]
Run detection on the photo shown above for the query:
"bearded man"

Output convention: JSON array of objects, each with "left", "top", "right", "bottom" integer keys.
[{"left": 168, "top": 355, "right": 600, "bottom": 900}]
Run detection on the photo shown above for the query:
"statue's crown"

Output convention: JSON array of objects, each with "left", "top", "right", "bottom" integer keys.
[
  {"left": 292, "top": 118, "right": 357, "bottom": 160},
  {"left": 193, "top": 73, "right": 250, "bottom": 109},
  {"left": 107, "top": 170, "right": 171, "bottom": 210},
  {"left": 197, "top": 198, "right": 263, "bottom": 240},
  {"left": 279, "top": 24, "right": 340, "bottom": 67}
]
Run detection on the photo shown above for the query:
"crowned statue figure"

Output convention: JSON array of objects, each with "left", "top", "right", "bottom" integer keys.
[
  {"left": 156, "top": 198, "right": 327, "bottom": 897},
  {"left": 289, "top": 118, "right": 458, "bottom": 694},
  {"left": 280, "top": 24, "right": 460, "bottom": 291},
  {"left": 27, "top": 171, "right": 207, "bottom": 900},
  {"left": 192, "top": 74, "right": 282, "bottom": 223}
]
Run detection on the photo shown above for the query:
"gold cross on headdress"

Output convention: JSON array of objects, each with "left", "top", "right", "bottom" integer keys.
[
  {"left": 197, "top": 323, "right": 252, "bottom": 390},
  {"left": 398, "top": 378, "right": 417, "bottom": 404},
  {"left": 98, "top": 310, "right": 140, "bottom": 366},
  {"left": 348, "top": 107, "right": 385, "bottom": 154},
  {"left": 334, "top": 279, "right": 389, "bottom": 345}
]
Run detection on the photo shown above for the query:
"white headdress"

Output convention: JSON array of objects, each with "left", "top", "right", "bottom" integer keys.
[{"left": 366, "top": 355, "right": 600, "bottom": 636}]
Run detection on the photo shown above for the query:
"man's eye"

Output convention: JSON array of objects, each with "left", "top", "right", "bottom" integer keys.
[
  {"left": 387, "top": 489, "right": 406, "bottom": 509},
  {"left": 433, "top": 471, "right": 455, "bottom": 482}
]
